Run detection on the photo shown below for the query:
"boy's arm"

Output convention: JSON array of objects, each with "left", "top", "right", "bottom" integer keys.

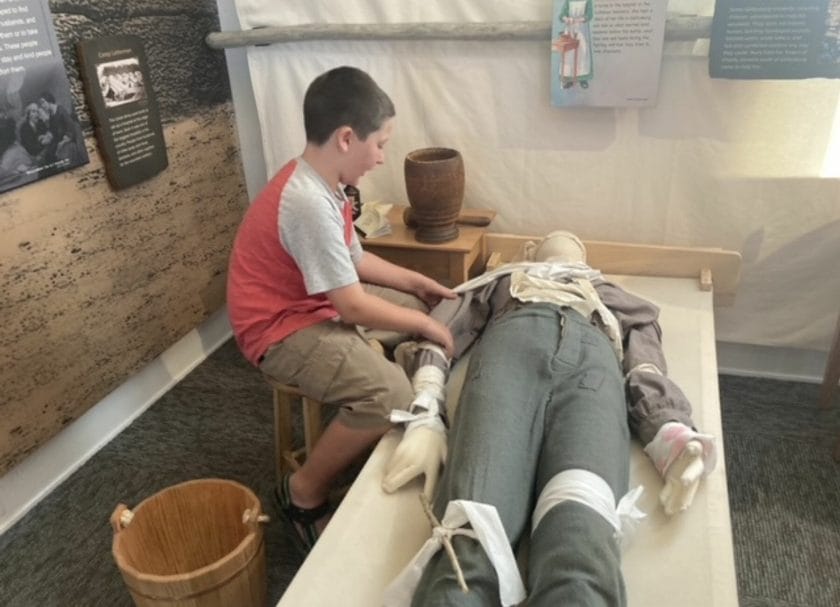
[
  {"left": 355, "top": 250, "right": 456, "bottom": 307},
  {"left": 326, "top": 282, "right": 454, "bottom": 357}
]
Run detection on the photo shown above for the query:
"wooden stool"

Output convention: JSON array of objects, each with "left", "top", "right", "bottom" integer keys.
[{"left": 266, "top": 380, "right": 326, "bottom": 480}]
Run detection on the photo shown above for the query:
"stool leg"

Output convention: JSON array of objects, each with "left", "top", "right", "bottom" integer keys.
[
  {"left": 273, "top": 388, "right": 296, "bottom": 481},
  {"left": 302, "top": 397, "right": 324, "bottom": 457}
]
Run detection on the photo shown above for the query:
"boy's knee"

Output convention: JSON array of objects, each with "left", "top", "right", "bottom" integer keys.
[{"left": 335, "top": 364, "right": 414, "bottom": 429}]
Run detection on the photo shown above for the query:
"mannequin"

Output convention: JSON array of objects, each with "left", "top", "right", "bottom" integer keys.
[{"left": 382, "top": 231, "right": 715, "bottom": 606}]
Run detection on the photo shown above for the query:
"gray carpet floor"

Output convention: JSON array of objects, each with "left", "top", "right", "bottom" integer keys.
[{"left": 0, "top": 339, "right": 839, "bottom": 606}]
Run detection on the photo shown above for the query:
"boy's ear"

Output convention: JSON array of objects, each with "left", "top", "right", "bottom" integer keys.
[{"left": 335, "top": 126, "right": 355, "bottom": 152}]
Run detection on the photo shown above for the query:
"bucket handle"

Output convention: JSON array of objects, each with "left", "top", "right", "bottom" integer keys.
[
  {"left": 242, "top": 508, "right": 270, "bottom": 529},
  {"left": 110, "top": 503, "right": 135, "bottom": 533}
]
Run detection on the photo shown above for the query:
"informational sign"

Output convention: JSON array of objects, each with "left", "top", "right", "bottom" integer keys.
[
  {"left": 0, "top": 0, "right": 88, "bottom": 194},
  {"left": 550, "top": 0, "right": 667, "bottom": 107},
  {"left": 77, "top": 34, "right": 167, "bottom": 190},
  {"left": 710, "top": 0, "right": 840, "bottom": 79}
]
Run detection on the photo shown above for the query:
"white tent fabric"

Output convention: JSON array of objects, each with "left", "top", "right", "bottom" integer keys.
[{"left": 233, "top": 0, "right": 840, "bottom": 351}]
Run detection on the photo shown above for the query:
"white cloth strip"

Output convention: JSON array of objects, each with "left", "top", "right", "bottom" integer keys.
[
  {"left": 388, "top": 408, "right": 446, "bottom": 431},
  {"left": 453, "top": 260, "right": 601, "bottom": 294},
  {"left": 531, "top": 469, "right": 646, "bottom": 544},
  {"left": 382, "top": 499, "right": 526, "bottom": 607},
  {"left": 625, "top": 362, "right": 663, "bottom": 377},
  {"left": 508, "top": 270, "right": 623, "bottom": 361},
  {"left": 412, "top": 365, "right": 446, "bottom": 397},
  {"left": 643, "top": 421, "right": 717, "bottom": 477}
]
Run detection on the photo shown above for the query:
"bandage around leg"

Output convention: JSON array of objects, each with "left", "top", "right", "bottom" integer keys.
[
  {"left": 532, "top": 469, "right": 645, "bottom": 543},
  {"left": 383, "top": 500, "right": 526, "bottom": 607}
]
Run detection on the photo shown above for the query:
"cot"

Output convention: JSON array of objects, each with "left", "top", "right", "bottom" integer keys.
[{"left": 277, "top": 233, "right": 742, "bottom": 607}]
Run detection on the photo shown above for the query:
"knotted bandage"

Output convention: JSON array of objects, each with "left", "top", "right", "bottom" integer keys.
[
  {"left": 532, "top": 469, "right": 646, "bottom": 545},
  {"left": 382, "top": 500, "right": 526, "bottom": 607},
  {"left": 389, "top": 364, "right": 447, "bottom": 431}
]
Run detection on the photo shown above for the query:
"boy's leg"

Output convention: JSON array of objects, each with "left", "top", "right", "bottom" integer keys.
[
  {"left": 412, "top": 305, "right": 560, "bottom": 606},
  {"left": 358, "top": 283, "right": 428, "bottom": 348},
  {"left": 527, "top": 310, "right": 630, "bottom": 607},
  {"left": 260, "top": 320, "right": 413, "bottom": 511}
]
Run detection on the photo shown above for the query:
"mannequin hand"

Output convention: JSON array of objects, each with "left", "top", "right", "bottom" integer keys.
[
  {"left": 660, "top": 440, "right": 704, "bottom": 515},
  {"left": 382, "top": 424, "right": 447, "bottom": 498},
  {"left": 644, "top": 422, "right": 716, "bottom": 515}
]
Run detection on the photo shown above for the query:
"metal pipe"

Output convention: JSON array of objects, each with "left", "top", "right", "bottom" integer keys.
[{"left": 206, "top": 16, "right": 712, "bottom": 50}]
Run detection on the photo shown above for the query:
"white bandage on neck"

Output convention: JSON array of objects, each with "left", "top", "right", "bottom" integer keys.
[
  {"left": 532, "top": 469, "right": 646, "bottom": 545},
  {"left": 382, "top": 500, "right": 526, "bottom": 607}
]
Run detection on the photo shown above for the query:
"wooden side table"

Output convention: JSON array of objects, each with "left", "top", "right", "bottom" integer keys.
[{"left": 361, "top": 205, "right": 496, "bottom": 287}]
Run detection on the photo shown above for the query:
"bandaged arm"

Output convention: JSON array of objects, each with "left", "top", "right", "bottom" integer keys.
[
  {"left": 383, "top": 282, "right": 500, "bottom": 495},
  {"left": 596, "top": 281, "right": 716, "bottom": 512}
]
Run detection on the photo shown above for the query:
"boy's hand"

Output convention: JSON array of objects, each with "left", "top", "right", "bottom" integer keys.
[
  {"left": 414, "top": 276, "right": 457, "bottom": 308},
  {"left": 420, "top": 318, "right": 454, "bottom": 358}
]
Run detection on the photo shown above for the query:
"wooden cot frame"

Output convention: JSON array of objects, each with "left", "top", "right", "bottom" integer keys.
[
  {"left": 276, "top": 233, "right": 743, "bottom": 607},
  {"left": 483, "top": 233, "right": 742, "bottom": 306}
]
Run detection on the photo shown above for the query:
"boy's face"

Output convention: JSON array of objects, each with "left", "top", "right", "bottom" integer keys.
[{"left": 339, "top": 117, "right": 394, "bottom": 187}]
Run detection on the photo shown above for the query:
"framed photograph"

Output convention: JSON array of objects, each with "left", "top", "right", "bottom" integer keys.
[
  {"left": 78, "top": 35, "right": 167, "bottom": 189},
  {"left": 0, "top": 0, "right": 89, "bottom": 194}
]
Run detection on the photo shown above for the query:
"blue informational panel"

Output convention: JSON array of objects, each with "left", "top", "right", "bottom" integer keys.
[{"left": 710, "top": 0, "right": 840, "bottom": 78}]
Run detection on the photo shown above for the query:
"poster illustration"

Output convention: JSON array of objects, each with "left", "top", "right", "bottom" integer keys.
[
  {"left": 550, "top": 0, "right": 667, "bottom": 107},
  {"left": 710, "top": 0, "right": 840, "bottom": 79},
  {"left": 0, "top": 0, "right": 88, "bottom": 194}
]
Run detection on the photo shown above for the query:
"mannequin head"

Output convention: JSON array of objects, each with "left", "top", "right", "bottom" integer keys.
[{"left": 534, "top": 230, "right": 587, "bottom": 264}]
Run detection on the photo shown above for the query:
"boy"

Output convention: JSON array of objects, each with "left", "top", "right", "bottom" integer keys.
[{"left": 226, "top": 66, "right": 455, "bottom": 553}]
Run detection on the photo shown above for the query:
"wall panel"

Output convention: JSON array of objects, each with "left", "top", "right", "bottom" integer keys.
[{"left": 0, "top": 1, "right": 247, "bottom": 474}]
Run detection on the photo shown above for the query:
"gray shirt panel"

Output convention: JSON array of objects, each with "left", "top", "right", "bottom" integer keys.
[{"left": 279, "top": 159, "right": 361, "bottom": 295}]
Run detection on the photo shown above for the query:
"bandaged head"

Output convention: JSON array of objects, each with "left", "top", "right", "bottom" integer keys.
[{"left": 534, "top": 230, "right": 587, "bottom": 264}]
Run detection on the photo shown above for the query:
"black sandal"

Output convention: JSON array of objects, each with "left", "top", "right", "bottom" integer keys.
[{"left": 275, "top": 474, "right": 332, "bottom": 554}]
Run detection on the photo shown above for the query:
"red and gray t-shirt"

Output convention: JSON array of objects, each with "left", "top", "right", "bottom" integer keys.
[{"left": 227, "top": 157, "right": 363, "bottom": 365}]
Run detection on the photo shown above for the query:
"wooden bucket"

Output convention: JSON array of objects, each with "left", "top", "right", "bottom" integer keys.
[{"left": 111, "top": 479, "right": 268, "bottom": 607}]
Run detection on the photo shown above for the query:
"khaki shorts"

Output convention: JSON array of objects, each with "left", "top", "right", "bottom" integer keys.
[
  {"left": 259, "top": 285, "right": 426, "bottom": 429},
  {"left": 356, "top": 283, "right": 428, "bottom": 347}
]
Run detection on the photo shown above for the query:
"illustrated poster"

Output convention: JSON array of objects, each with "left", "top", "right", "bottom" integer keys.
[{"left": 550, "top": 0, "right": 667, "bottom": 107}]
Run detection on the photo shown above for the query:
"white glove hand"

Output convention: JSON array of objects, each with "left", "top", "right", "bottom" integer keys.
[
  {"left": 382, "top": 423, "right": 447, "bottom": 498},
  {"left": 644, "top": 422, "right": 717, "bottom": 516},
  {"left": 659, "top": 440, "right": 705, "bottom": 515}
]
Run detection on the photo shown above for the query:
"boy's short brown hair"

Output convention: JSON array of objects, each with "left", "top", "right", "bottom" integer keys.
[{"left": 303, "top": 66, "right": 395, "bottom": 145}]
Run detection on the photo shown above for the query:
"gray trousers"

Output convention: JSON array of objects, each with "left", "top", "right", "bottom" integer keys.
[{"left": 412, "top": 304, "right": 630, "bottom": 607}]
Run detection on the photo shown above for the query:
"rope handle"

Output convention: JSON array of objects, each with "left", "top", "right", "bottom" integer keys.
[
  {"left": 242, "top": 508, "right": 270, "bottom": 527},
  {"left": 110, "top": 503, "right": 134, "bottom": 533}
]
